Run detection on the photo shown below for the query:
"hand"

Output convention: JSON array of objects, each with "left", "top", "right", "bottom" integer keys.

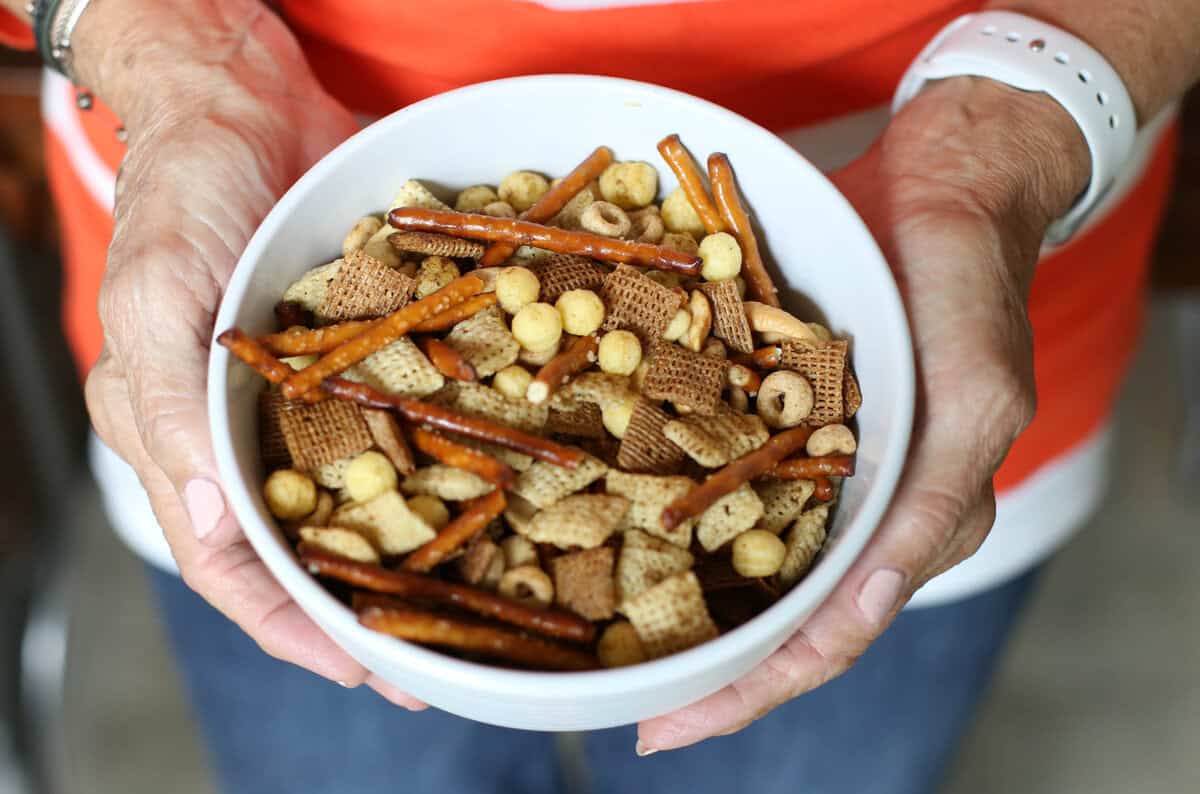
[
  {"left": 638, "top": 77, "right": 1090, "bottom": 751},
  {"left": 79, "top": 0, "right": 423, "bottom": 707}
]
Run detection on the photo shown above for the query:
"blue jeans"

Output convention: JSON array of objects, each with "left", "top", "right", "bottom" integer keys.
[{"left": 149, "top": 567, "right": 1039, "bottom": 794}]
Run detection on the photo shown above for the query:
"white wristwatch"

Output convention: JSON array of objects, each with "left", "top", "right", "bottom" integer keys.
[{"left": 893, "top": 11, "right": 1137, "bottom": 244}]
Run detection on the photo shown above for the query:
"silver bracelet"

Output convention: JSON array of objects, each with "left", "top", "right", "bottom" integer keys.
[{"left": 43, "top": 0, "right": 95, "bottom": 85}]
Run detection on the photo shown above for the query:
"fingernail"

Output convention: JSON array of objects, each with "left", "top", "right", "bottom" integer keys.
[
  {"left": 635, "top": 740, "right": 658, "bottom": 757},
  {"left": 857, "top": 568, "right": 905, "bottom": 625},
  {"left": 184, "top": 478, "right": 225, "bottom": 540},
  {"left": 336, "top": 680, "right": 353, "bottom": 688}
]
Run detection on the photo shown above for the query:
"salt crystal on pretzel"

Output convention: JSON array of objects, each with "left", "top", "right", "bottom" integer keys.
[
  {"left": 552, "top": 547, "right": 617, "bottom": 620},
  {"left": 259, "top": 391, "right": 298, "bottom": 470},
  {"left": 277, "top": 399, "right": 373, "bottom": 472},
  {"left": 518, "top": 493, "right": 628, "bottom": 550},
  {"left": 605, "top": 470, "right": 696, "bottom": 549},
  {"left": 443, "top": 304, "right": 520, "bottom": 378},
  {"left": 429, "top": 382, "right": 548, "bottom": 435},
  {"left": 753, "top": 478, "right": 816, "bottom": 534},
  {"left": 298, "top": 526, "right": 380, "bottom": 564},
  {"left": 621, "top": 571, "right": 718, "bottom": 659},
  {"left": 329, "top": 490, "right": 436, "bottom": 555},
  {"left": 616, "top": 398, "right": 686, "bottom": 474},
  {"left": 318, "top": 250, "right": 416, "bottom": 322},
  {"left": 615, "top": 529, "right": 694, "bottom": 606},
  {"left": 844, "top": 368, "right": 862, "bottom": 419},
  {"left": 780, "top": 339, "right": 848, "bottom": 426},
  {"left": 779, "top": 503, "right": 830, "bottom": 586},
  {"left": 388, "top": 178, "right": 452, "bottom": 212},
  {"left": 600, "top": 265, "right": 679, "bottom": 343},
  {"left": 662, "top": 407, "right": 769, "bottom": 468},
  {"left": 641, "top": 341, "right": 727, "bottom": 415},
  {"left": 389, "top": 231, "right": 485, "bottom": 260},
  {"left": 400, "top": 464, "right": 495, "bottom": 501},
  {"left": 545, "top": 401, "right": 606, "bottom": 439},
  {"left": 511, "top": 453, "right": 607, "bottom": 509},
  {"left": 700, "top": 279, "right": 754, "bottom": 354},
  {"left": 695, "top": 483, "right": 764, "bottom": 552},
  {"left": 531, "top": 255, "right": 610, "bottom": 303},
  {"left": 341, "top": 337, "right": 445, "bottom": 397},
  {"left": 282, "top": 259, "right": 341, "bottom": 315}
]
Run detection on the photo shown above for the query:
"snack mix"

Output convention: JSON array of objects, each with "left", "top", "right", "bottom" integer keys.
[{"left": 220, "top": 135, "right": 860, "bottom": 672}]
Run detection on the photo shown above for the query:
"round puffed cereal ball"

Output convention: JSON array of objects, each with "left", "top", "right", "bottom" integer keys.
[
  {"left": 598, "top": 330, "right": 642, "bottom": 375},
  {"left": 492, "top": 364, "right": 534, "bottom": 400},
  {"left": 481, "top": 200, "right": 517, "bottom": 218},
  {"left": 263, "top": 469, "right": 318, "bottom": 520},
  {"left": 344, "top": 450, "right": 399, "bottom": 503},
  {"left": 662, "top": 308, "right": 691, "bottom": 342},
  {"left": 511, "top": 302, "right": 563, "bottom": 352},
  {"left": 499, "top": 170, "right": 550, "bottom": 213},
  {"left": 598, "top": 161, "right": 658, "bottom": 209},
  {"left": 660, "top": 187, "right": 706, "bottom": 238},
  {"left": 731, "top": 529, "right": 788, "bottom": 578},
  {"left": 602, "top": 395, "right": 638, "bottom": 439},
  {"left": 597, "top": 621, "right": 647, "bottom": 668},
  {"left": 495, "top": 266, "right": 541, "bottom": 315},
  {"left": 555, "top": 289, "right": 606, "bottom": 336},
  {"left": 455, "top": 184, "right": 499, "bottom": 213},
  {"left": 699, "top": 232, "right": 743, "bottom": 281},
  {"left": 661, "top": 231, "right": 700, "bottom": 256},
  {"left": 407, "top": 495, "right": 450, "bottom": 530}
]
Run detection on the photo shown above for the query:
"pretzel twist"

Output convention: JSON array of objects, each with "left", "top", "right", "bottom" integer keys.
[
  {"left": 769, "top": 455, "right": 856, "bottom": 480},
  {"left": 280, "top": 274, "right": 484, "bottom": 399},
  {"left": 479, "top": 146, "right": 614, "bottom": 267},
  {"left": 660, "top": 426, "right": 815, "bottom": 531},
  {"left": 657, "top": 134, "right": 725, "bottom": 235},
  {"left": 357, "top": 600, "right": 597, "bottom": 671},
  {"left": 409, "top": 426, "right": 515, "bottom": 488},
  {"left": 708, "top": 153, "right": 779, "bottom": 307},
  {"left": 217, "top": 329, "right": 325, "bottom": 403},
  {"left": 526, "top": 333, "right": 599, "bottom": 404},
  {"left": 321, "top": 377, "right": 585, "bottom": 468},
  {"left": 389, "top": 208, "right": 701, "bottom": 276},
  {"left": 402, "top": 490, "right": 507, "bottom": 573},
  {"left": 418, "top": 337, "right": 478, "bottom": 382},
  {"left": 303, "top": 551, "right": 594, "bottom": 643}
]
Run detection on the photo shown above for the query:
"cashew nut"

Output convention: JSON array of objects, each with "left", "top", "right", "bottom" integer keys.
[
  {"left": 806, "top": 423, "right": 857, "bottom": 456},
  {"left": 580, "top": 201, "right": 632, "bottom": 238},
  {"left": 342, "top": 215, "right": 383, "bottom": 256},
  {"left": 807, "top": 322, "right": 833, "bottom": 342},
  {"left": 743, "top": 302, "right": 819, "bottom": 343},
  {"left": 682, "top": 290, "right": 712, "bottom": 352},
  {"left": 756, "top": 370, "right": 814, "bottom": 428},
  {"left": 498, "top": 564, "right": 554, "bottom": 607},
  {"left": 702, "top": 338, "right": 727, "bottom": 358},
  {"left": 727, "top": 363, "right": 761, "bottom": 395}
]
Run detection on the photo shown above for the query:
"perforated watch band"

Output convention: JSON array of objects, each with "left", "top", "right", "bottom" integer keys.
[{"left": 893, "top": 11, "right": 1137, "bottom": 244}]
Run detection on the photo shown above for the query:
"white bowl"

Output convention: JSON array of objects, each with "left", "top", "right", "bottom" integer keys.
[{"left": 208, "top": 75, "right": 913, "bottom": 731}]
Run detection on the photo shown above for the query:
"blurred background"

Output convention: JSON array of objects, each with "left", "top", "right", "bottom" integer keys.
[{"left": 0, "top": 48, "right": 1197, "bottom": 794}]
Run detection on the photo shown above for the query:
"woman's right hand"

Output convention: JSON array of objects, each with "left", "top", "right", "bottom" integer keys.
[{"left": 77, "top": 0, "right": 423, "bottom": 706}]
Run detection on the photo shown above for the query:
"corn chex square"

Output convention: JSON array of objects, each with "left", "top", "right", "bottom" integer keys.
[
  {"left": 518, "top": 494, "right": 628, "bottom": 549},
  {"left": 298, "top": 526, "right": 380, "bottom": 564},
  {"left": 605, "top": 470, "right": 696, "bottom": 549},
  {"left": 699, "top": 280, "right": 754, "bottom": 354},
  {"left": 662, "top": 407, "right": 769, "bottom": 468},
  {"left": 779, "top": 503, "right": 830, "bottom": 586},
  {"left": 615, "top": 529, "right": 694, "bottom": 606},
  {"left": 600, "top": 264, "right": 679, "bottom": 343},
  {"left": 546, "top": 401, "right": 606, "bottom": 439},
  {"left": 430, "top": 383, "right": 548, "bottom": 434},
  {"left": 752, "top": 478, "right": 816, "bottom": 534},
  {"left": 278, "top": 400, "right": 373, "bottom": 472},
  {"left": 552, "top": 547, "right": 617, "bottom": 620},
  {"left": 844, "top": 368, "right": 862, "bottom": 418},
  {"left": 400, "top": 464, "right": 494, "bottom": 501},
  {"left": 444, "top": 304, "right": 520, "bottom": 378},
  {"left": 780, "top": 339, "right": 848, "bottom": 426},
  {"left": 641, "top": 341, "right": 726, "bottom": 415},
  {"left": 329, "top": 490, "right": 436, "bottom": 555},
  {"left": 621, "top": 571, "right": 718, "bottom": 659},
  {"left": 343, "top": 337, "right": 445, "bottom": 397},
  {"left": 282, "top": 260, "right": 341, "bottom": 315},
  {"left": 511, "top": 453, "right": 608, "bottom": 509},
  {"left": 318, "top": 250, "right": 415, "bottom": 322},
  {"left": 696, "top": 483, "right": 764, "bottom": 552},
  {"left": 548, "top": 372, "right": 634, "bottom": 410},
  {"left": 616, "top": 398, "right": 686, "bottom": 475},
  {"left": 532, "top": 254, "right": 610, "bottom": 304},
  {"left": 361, "top": 408, "right": 416, "bottom": 475}
]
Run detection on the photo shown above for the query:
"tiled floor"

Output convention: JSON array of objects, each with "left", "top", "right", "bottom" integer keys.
[{"left": 50, "top": 298, "right": 1199, "bottom": 794}]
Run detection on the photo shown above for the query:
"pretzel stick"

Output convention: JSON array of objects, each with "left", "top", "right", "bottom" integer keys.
[
  {"left": 812, "top": 475, "right": 835, "bottom": 502},
  {"left": 216, "top": 329, "right": 325, "bottom": 403},
  {"left": 526, "top": 333, "right": 599, "bottom": 404},
  {"left": 402, "top": 490, "right": 506, "bottom": 573},
  {"left": 657, "top": 134, "right": 725, "bottom": 235},
  {"left": 280, "top": 274, "right": 484, "bottom": 400},
  {"left": 418, "top": 337, "right": 478, "bottom": 382},
  {"left": 708, "top": 153, "right": 779, "bottom": 307},
  {"left": 660, "top": 426, "right": 815, "bottom": 531},
  {"left": 409, "top": 426, "right": 515, "bottom": 488},
  {"left": 357, "top": 601, "right": 597, "bottom": 671},
  {"left": 479, "top": 146, "right": 614, "bottom": 267},
  {"left": 303, "top": 551, "right": 594, "bottom": 643},
  {"left": 769, "top": 455, "right": 856, "bottom": 479},
  {"left": 389, "top": 208, "right": 702, "bottom": 276},
  {"left": 259, "top": 319, "right": 378, "bottom": 356},
  {"left": 274, "top": 300, "right": 313, "bottom": 330},
  {"left": 322, "top": 377, "right": 585, "bottom": 468},
  {"left": 410, "top": 293, "right": 499, "bottom": 333}
]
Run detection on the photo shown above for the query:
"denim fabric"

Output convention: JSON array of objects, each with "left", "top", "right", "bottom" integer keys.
[{"left": 148, "top": 567, "right": 1039, "bottom": 794}]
